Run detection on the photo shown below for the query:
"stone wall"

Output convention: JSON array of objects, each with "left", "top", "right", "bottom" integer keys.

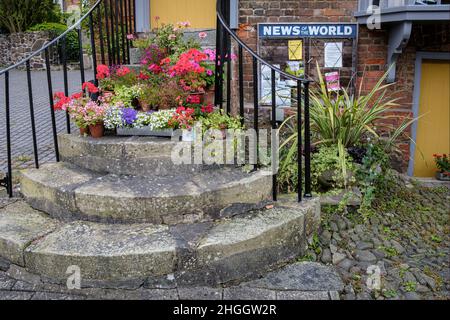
[
  {"left": 237, "top": 0, "right": 450, "bottom": 172},
  {"left": 0, "top": 31, "right": 57, "bottom": 69}
]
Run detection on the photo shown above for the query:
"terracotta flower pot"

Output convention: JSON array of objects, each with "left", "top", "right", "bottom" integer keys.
[
  {"left": 79, "top": 126, "right": 89, "bottom": 136},
  {"left": 204, "top": 89, "right": 215, "bottom": 105},
  {"left": 89, "top": 122, "right": 104, "bottom": 139}
]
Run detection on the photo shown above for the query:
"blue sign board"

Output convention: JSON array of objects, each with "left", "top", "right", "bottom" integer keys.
[{"left": 258, "top": 23, "right": 357, "bottom": 39}]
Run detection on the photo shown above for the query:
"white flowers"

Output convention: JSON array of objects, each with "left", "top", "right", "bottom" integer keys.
[{"left": 103, "top": 106, "right": 175, "bottom": 131}]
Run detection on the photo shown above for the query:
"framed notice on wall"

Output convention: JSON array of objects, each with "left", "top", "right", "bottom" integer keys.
[{"left": 324, "top": 42, "right": 343, "bottom": 68}]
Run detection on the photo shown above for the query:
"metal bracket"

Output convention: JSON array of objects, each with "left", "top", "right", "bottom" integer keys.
[{"left": 387, "top": 21, "right": 412, "bottom": 83}]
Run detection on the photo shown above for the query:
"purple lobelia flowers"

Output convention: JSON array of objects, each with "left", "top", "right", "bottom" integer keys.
[{"left": 121, "top": 108, "right": 138, "bottom": 126}]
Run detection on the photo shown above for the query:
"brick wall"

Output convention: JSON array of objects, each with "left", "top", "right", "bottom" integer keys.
[{"left": 237, "top": 0, "right": 450, "bottom": 172}]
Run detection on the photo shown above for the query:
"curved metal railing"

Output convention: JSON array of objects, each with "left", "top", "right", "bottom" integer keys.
[
  {"left": 0, "top": 0, "right": 136, "bottom": 197},
  {"left": 214, "top": 0, "right": 312, "bottom": 202}
]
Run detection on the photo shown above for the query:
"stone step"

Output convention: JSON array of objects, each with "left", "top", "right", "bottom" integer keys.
[
  {"left": 58, "top": 134, "right": 232, "bottom": 177},
  {"left": 20, "top": 162, "right": 272, "bottom": 224},
  {"left": 0, "top": 199, "right": 320, "bottom": 286}
]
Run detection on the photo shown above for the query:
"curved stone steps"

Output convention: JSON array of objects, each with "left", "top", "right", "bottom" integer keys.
[
  {"left": 20, "top": 162, "right": 272, "bottom": 224},
  {"left": 58, "top": 134, "right": 232, "bottom": 177},
  {"left": 0, "top": 199, "right": 320, "bottom": 286}
]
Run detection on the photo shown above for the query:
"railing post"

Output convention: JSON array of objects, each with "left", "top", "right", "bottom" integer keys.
[
  {"left": 89, "top": 13, "right": 99, "bottom": 86},
  {"left": 297, "top": 80, "right": 303, "bottom": 202},
  {"left": 45, "top": 49, "right": 60, "bottom": 163},
  {"left": 26, "top": 61, "right": 40, "bottom": 169},
  {"left": 115, "top": 0, "right": 121, "bottom": 64},
  {"left": 61, "top": 36, "right": 71, "bottom": 134},
  {"left": 109, "top": 0, "right": 116, "bottom": 65},
  {"left": 104, "top": 0, "right": 113, "bottom": 65},
  {"left": 252, "top": 57, "right": 259, "bottom": 169},
  {"left": 214, "top": 16, "right": 222, "bottom": 107},
  {"left": 119, "top": 0, "right": 127, "bottom": 64},
  {"left": 304, "top": 81, "right": 312, "bottom": 198},
  {"left": 4, "top": 71, "right": 13, "bottom": 197},
  {"left": 77, "top": 27, "right": 86, "bottom": 85},
  {"left": 271, "top": 69, "right": 277, "bottom": 201},
  {"left": 238, "top": 45, "right": 244, "bottom": 125},
  {"left": 123, "top": 0, "right": 130, "bottom": 64},
  {"left": 98, "top": 5, "right": 106, "bottom": 65}
]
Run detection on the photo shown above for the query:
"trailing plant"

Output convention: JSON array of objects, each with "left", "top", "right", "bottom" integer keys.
[{"left": 355, "top": 142, "right": 390, "bottom": 214}]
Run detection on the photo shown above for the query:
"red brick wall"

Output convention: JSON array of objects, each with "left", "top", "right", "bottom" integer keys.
[{"left": 237, "top": 0, "right": 449, "bottom": 172}]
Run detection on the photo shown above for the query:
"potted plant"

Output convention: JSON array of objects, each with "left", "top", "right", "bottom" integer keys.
[
  {"left": 53, "top": 82, "right": 100, "bottom": 136},
  {"left": 200, "top": 109, "right": 243, "bottom": 139},
  {"left": 83, "top": 100, "right": 107, "bottom": 138},
  {"left": 169, "top": 107, "right": 196, "bottom": 141},
  {"left": 433, "top": 154, "right": 450, "bottom": 181}
]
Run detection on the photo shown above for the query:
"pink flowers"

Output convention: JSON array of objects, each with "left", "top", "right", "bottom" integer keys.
[
  {"left": 198, "top": 32, "right": 208, "bottom": 39},
  {"left": 82, "top": 82, "right": 99, "bottom": 94},
  {"left": 53, "top": 92, "right": 71, "bottom": 111},
  {"left": 96, "top": 64, "right": 110, "bottom": 80},
  {"left": 186, "top": 94, "right": 201, "bottom": 104},
  {"left": 201, "top": 104, "right": 214, "bottom": 114},
  {"left": 116, "top": 66, "right": 131, "bottom": 77},
  {"left": 126, "top": 34, "right": 135, "bottom": 40}
]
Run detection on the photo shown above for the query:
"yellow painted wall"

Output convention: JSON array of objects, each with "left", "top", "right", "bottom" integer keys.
[
  {"left": 414, "top": 60, "right": 450, "bottom": 177},
  {"left": 150, "top": 0, "right": 216, "bottom": 29}
]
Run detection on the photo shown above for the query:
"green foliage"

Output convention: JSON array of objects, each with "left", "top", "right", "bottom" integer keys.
[
  {"left": 28, "top": 22, "right": 79, "bottom": 62},
  {"left": 382, "top": 289, "right": 398, "bottom": 298},
  {"left": 200, "top": 110, "right": 243, "bottom": 132},
  {"left": 310, "top": 63, "right": 401, "bottom": 148},
  {"left": 311, "top": 145, "right": 355, "bottom": 190},
  {"left": 139, "top": 79, "right": 187, "bottom": 110},
  {"left": 403, "top": 281, "right": 417, "bottom": 293},
  {"left": 355, "top": 143, "right": 389, "bottom": 214},
  {"left": 0, "top": 0, "right": 62, "bottom": 33}
]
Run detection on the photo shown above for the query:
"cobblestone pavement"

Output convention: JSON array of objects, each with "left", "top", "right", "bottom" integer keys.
[
  {"left": 0, "top": 69, "right": 94, "bottom": 172},
  {"left": 302, "top": 173, "right": 450, "bottom": 300}
]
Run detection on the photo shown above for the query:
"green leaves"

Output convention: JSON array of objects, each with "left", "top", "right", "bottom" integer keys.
[{"left": 0, "top": 0, "right": 60, "bottom": 33}]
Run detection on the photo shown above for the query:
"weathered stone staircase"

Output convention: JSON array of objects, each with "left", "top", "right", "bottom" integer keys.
[{"left": 0, "top": 134, "right": 320, "bottom": 288}]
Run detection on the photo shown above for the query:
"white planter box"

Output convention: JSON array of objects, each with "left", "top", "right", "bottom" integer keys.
[{"left": 116, "top": 127, "right": 175, "bottom": 137}]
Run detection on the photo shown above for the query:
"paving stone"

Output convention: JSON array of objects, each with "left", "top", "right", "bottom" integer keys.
[
  {"left": 0, "top": 272, "right": 15, "bottom": 290},
  {"left": 0, "top": 290, "right": 34, "bottom": 300},
  {"left": 245, "top": 262, "right": 344, "bottom": 292},
  {"left": 0, "top": 201, "right": 60, "bottom": 265},
  {"left": 356, "top": 241, "right": 374, "bottom": 250},
  {"left": 177, "top": 287, "right": 222, "bottom": 300},
  {"left": 223, "top": 287, "right": 276, "bottom": 300},
  {"left": 276, "top": 291, "right": 330, "bottom": 300},
  {"left": 354, "top": 250, "right": 377, "bottom": 262},
  {"left": 332, "top": 253, "right": 346, "bottom": 265},
  {"left": 31, "top": 292, "right": 84, "bottom": 300},
  {"left": 25, "top": 221, "right": 177, "bottom": 282},
  {"left": 320, "top": 248, "right": 332, "bottom": 264}
]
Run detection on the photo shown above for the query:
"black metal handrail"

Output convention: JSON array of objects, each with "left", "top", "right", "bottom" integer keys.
[
  {"left": 215, "top": 0, "right": 312, "bottom": 202},
  {"left": 1, "top": 0, "right": 136, "bottom": 197}
]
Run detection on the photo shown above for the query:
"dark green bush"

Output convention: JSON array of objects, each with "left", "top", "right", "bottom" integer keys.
[
  {"left": 0, "top": 0, "right": 62, "bottom": 33},
  {"left": 28, "top": 22, "right": 80, "bottom": 62}
]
